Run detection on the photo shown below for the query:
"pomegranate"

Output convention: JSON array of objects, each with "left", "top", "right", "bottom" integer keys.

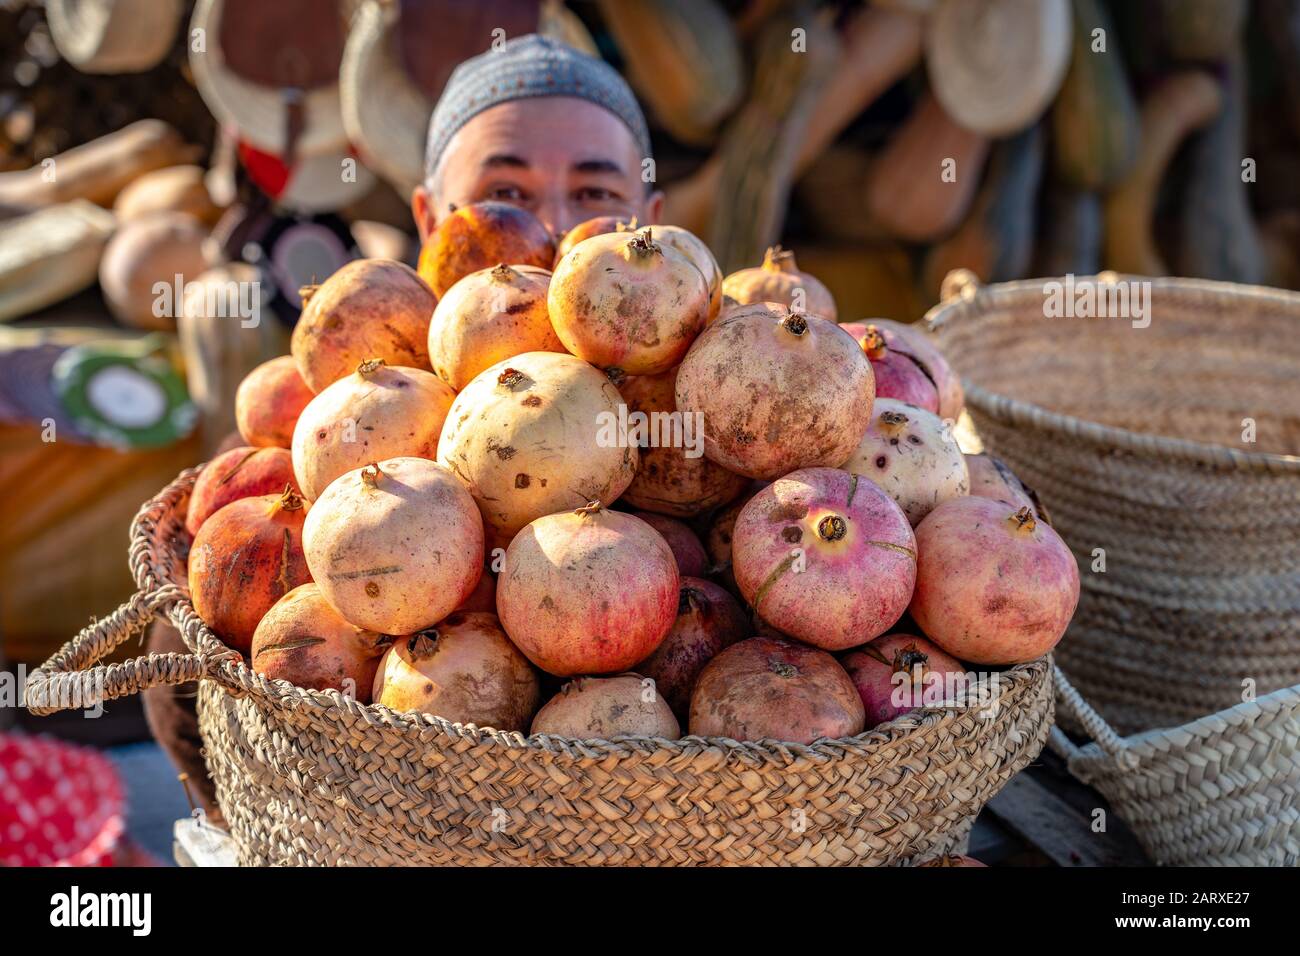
[
  {"left": 185, "top": 446, "right": 299, "bottom": 536},
  {"left": 496, "top": 503, "right": 679, "bottom": 676},
  {"left": 841, "top": 633, "right": 967, "bottom": 729},
  {"left": 531, "top": 674, "right": 680, "bottom": 740},
  {"left": 721, "top": 245, "right": 837, "bottom": 320},
  {"left": 292, "top": 258, "right": 435, "bottom": 393},
  {"left": 372, "top": 611, "right": 540, "bottom": 732},
  {"left": 554, "top": 214, "right": 635, "bottom": 262},
  {"left": 965, "top": 453, "right": 1048, "bottom": 521},
  {"left": 866, "top": 318, "right": 965, "bottom": 420},
  {"left": 251, "top": 583, "right": 392, "bottom": 701},
  {"left": 437, "top": 352, "right": 637, "bottom": 550},
  {"left": 675, "top": 304, "right": 875, "bottom": 479},
  {"left": 427, "top": 263, "right": 563, "bottom": 391},
  {"left": 651, "top": 224, "right": 723, "bottom": 322},
  {"left": 188, "top": 487, "right": 312, "bottom": 654},
  {"left": 302, "top": 457, "right": 484, "bottom": 635},
  {"left": 840, "top": 398, "right": 970, "bottom": 526},
  {"left": 634, "top": 577, "right": 749, "bottom": 719},
  {"left": 632, "top": 512, "right": 709, "bottom": 577},
  {"left": 548, "top": 227, "right": 709, "bottom": 375},
  {"left": 616, "top": 366, "right": 748, "bottom": 517},
  {"left": 291, "top": 359, "right": 455, "bottom": 501},
  {"left": 235, "top": 356, "right": 314, "bottom": 449},
  {"left": 688, "top": 636, "right": 865, "bottom": 744},
  {"left": 910, "top": 496, "right": 1080, "bottom": 664},
  {"left": 417, "top": 200, "right": 555, "bottom": 297},
  {"left": 839, "top": 322, "right": 940, "bottom": 414},
  {"left": 455, "top": 566, "right": 497, "bottom": 613},
  {"left": 731, "top": 468, "right": 916, "bottom": 651}
]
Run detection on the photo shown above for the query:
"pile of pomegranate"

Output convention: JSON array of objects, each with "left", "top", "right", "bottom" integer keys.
[{"left": 188, "top": 203, "right": 1079, "bottom": 748}]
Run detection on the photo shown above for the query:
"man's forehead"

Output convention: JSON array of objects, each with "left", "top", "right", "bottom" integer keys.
[{"left": 439, "top": 97, "right": 643, "bottom": 179}]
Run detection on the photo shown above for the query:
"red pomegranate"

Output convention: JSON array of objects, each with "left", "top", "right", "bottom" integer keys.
[
  {"left": 616, "top": 366, "right": 749, "bottom": 518},
  {"left": 496, "top": 503, "right": 679, "bottom": 676},
  {"left": 634, "top": 577, "right": 749, "bottom": 719},
  {"left": 731, "top": 468, "right": 916, "bottom": 651},
  {"left": 688, "top": 636, "right": 865, "bottom": 744},
  {"left": 235, "top": 355, "right": 314, "bottom": 448},
  {"left": 185, "top": 446, "right": 300, "bottom": 536},
  {"left": 675, "top": 304, "right": 875, "bottom": 480},
  {"left": 251, "top": 583, "right": 392, "bottom": 701},
  {"left": 417, "top": 200, "right": 555, "bottom": 297},
  {"left": 965, "top": 453, "right": 1048, "bottom": 522},
  {"left": 632, "top": 512, "right": 709, "bottom": 577},
  {"left": 839, "top": 322, "right": 940, "bottom": 414},
  {"left": 866, "top": 318, "right": 965, "bottom": 420},
  {"left": 841, "top": 633, "right": 967, "bottom": 729},
  {"left": 910, "top": 497, "right": 1080, "bottom": 664},
  {"left": 188, "top": 488, "right": 312, "bottom": 653},
  {"left": 548, "top": 227, "right": 710, "bottom": 375}
]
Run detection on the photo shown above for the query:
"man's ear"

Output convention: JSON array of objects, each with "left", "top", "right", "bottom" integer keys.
[
  {"left": 411, "top": 184, "right": 438, "bottom": 244},
  {"left": 643, "top": 189, "right": 666, "bottom": 226}
]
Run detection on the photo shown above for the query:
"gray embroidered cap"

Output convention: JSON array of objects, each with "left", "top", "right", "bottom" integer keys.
[{"left": 424, "top": 34, "right": 652, "bottom": 182}]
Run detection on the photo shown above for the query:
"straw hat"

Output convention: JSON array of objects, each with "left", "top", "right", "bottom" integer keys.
[
  {"left": 925, "top": 0, "right": 1072, "bottom": 136},
  {"left": 189, "top": 0, "right": 350, "bottom": 157},
  {"left": 340, "top": 0, "right": 599, "bottom": 195},
  {"left": 46, "top": 0, "right": 184, "bottom": 74}
]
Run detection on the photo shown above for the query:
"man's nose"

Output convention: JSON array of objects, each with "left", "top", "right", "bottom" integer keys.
[{"left": 533, "top": 198, "right": 581, "bottom": 243}]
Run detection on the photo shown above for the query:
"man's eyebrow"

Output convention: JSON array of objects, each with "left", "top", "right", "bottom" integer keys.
[
  {"left": 481, "top": 154, "right": 530, "bottom": 170},
  {"left": 572, "top": 158, "right": 625, "bottom": 176}
]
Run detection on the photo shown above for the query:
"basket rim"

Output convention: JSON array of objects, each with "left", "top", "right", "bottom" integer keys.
[
  {"left": 146, "top": 468, "right": 1053, "bottom": 763},
  {"left": 924, "top": 274, "right": 1300, "bottom": 475},
  {"left": 1064, "top": 680, "right": 1300, "bottom": 776},
  {"left": 192, "top": 638, "right": 1050, "bottom": 762}
]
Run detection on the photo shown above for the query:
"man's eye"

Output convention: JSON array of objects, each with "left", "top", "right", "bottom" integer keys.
[
  {"left": 575, "top": 187, "right": 619, "bottom": 202},
  {"left": 486, "top": 185, "right": 527, "bottom": 202}
]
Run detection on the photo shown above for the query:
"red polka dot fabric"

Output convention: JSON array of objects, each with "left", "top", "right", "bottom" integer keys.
[{"left": 0, "top": 733, "right": 125, "bottom": 867}]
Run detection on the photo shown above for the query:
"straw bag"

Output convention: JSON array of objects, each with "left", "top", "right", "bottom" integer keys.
[
  {"left": 927, "top": 272, "right": 1300, "bottom": 735},
  {"left": 1050, "top": 666, "right": 1300, "bottom": 866},
  {"left": 27, "top": 467, "right": 1054, "bottom": 866}
]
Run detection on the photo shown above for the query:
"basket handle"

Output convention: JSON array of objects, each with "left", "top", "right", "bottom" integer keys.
[
  {"left": 24, "top": 583, "right": 203, "bottom": 716},
  {"left": 1048, "top": 665, "right": 1135, "bottom": 766}
]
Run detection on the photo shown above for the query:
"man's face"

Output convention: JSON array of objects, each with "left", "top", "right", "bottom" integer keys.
[{"left": 411, "top": 96, "right": 663, "bottom": 244}]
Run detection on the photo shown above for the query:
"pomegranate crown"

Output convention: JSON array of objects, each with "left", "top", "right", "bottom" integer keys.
[
  {"left": 360, "top": 461, "right": 384, "bottom": 487},
  {"left": 497, "top": 367, "right": 527, "bottom": 389},
  {"left": 1008, "top": 506, "right": 1037, "bottom": 534},
  {"left": 356, "top": 357, "right": 386, "bottom": 375},
  {"left": 273, "top": 484, "right": 305, "bottom": 512},
  {"left": 780, "top": 311, "right": 809, "bottom": 336},
  {"left": 878, "top": 409, "right": 910, "bottom": 434},
  {"left": 628, "top": 227, "right": 659, "bottom": 256},
  {"left": 407, "top": 630, "right": 439, "bottom": 656},
  {"left": 892, "top": 644, "right": 930, "bottom": 676},
  {"left": 859, "top": 325, "right": 888, "bottom": 359},
  {"left": 762, "top": 245, "right": 797, "bottom": 273},
  {"left": 816, "top": 513, "right": 847, "bottom": 542}
]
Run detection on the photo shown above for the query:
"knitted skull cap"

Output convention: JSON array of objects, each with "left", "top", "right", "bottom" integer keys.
[{"left": 424, "top": 34, "right": 652, "bottom": 183}]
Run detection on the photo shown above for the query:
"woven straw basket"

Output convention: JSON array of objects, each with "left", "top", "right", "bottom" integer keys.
[
  {"left": 28, "top": 468, "right": 1053, "bottom": 866},
  {"left": 926, "top": 273, "right": 1300, "bottom": 736},
  {"left": 1050, "top": 666, "right": 1300, "bottom": 866}
]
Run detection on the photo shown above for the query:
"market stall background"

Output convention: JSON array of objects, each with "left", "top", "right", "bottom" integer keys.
[{"left": 1, "top": 0, "right": 1297, "bottom": 865}]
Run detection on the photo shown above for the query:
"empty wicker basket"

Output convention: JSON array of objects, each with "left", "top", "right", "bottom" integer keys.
[{"left": 927, "top": 272, "right": 1300, "bottom": 736}]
